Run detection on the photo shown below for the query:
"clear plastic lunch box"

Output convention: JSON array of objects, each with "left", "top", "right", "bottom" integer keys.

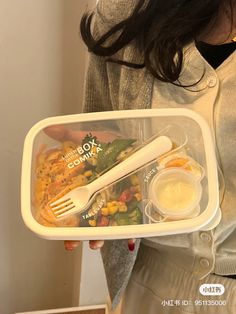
[{"left": 21, "top": 109, "right": 220, "bottom": 240}]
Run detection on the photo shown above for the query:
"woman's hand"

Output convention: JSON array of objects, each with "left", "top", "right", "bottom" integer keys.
[
  {"left": 64, "top": 239, "right": 136, "bottom": 251},
  {"left": 44, "top": 125, "right": 121, "bottom": 144},
  {"left": 64, "top": 240, "right": 105, "bottom": 251}
]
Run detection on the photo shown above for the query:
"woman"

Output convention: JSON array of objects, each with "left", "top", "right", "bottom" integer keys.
[{"left": 66, "top": 0, "right": 236, "bottom": 313}]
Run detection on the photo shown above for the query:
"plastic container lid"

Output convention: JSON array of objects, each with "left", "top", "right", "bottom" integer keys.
[{"left": 21, "top": 108, "right": 220, "bottom": 240}]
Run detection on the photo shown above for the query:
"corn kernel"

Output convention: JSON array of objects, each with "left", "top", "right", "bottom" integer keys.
[
  {"left": 101, "top": 207, "right": 109, "bottom": 216},
  {"left": 134, "top": 193, "right": 142, "bottom": 202},
  {"left": 91, "top": 147, "right": 98, "bottom": 154},
  {"left": 130, "top": 175, "right": 140, "bottom": 186},
  {"left": 84, "top": 170, "right": 93, "bottom": 177},
  {"left": 88, "top": 219, "right": 97, "bottom": 227},
  {"left": 108, "top": 206, "right": 119, "bottom": 215}
]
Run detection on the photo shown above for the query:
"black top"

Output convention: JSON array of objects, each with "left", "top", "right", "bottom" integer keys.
[{"left": 195, "top": 41, "right": 236, "bottom": 69}]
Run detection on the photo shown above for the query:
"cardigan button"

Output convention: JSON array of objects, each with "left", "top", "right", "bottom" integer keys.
[
  {"left": 200, "top": 232, "right": 212, "bottom": 243},
  {"left": 200, "top": 258, "right": 210, "bottom": 268},
  {"left": 207, "top": 76, "right": 217, "bottom": 88}
]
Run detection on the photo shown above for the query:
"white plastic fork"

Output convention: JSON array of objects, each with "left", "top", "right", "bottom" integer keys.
[{"left": 49, "top": 135, "right": 172, "bottom": 219}]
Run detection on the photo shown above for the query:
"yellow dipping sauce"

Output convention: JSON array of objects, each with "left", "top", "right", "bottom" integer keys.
[
  {"left": 151, "top": 169, "right": 202, "bottom": 215},
  {"left": 156, "top": 177, "right": 196, "bottom": 211}
]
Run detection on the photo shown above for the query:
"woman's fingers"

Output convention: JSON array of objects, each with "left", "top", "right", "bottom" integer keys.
[
  {"left": 67, "top": 129, "right": 122, "bottom": 144},
  {"left": 64, "top": 240, "right": 104, "bottom": 251},
  {"left": 128, "top": 239, "right": 136, "bottom": 251},
  {"left": 89, "top": 240, "right": 105, "bottom": 250},
  {"left": 64, "top": 239, "right": 135, "bottom": 251},
  {"left": 44, "top": 125, "right": 70, "bottom": 142},
  {"left": 44, "top": 125, "right": 121, "bottom": 144},
  {"left": 64, "top": 240, "right": 81, "bottom": 251},
  {"left": 89, "top": 239, "right": 135, "bottom": 251}
]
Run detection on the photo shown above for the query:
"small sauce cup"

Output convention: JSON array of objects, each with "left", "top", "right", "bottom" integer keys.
[{"left": 148, "top": 168, "right": 202, "bottom": 221}]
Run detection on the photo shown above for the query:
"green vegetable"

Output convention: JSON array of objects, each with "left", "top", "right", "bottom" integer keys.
[
  {"left": 126, "top": 199, "right": 139, "bottom": 211},
  {"left": 114, "top": 207, "right": 142, "bottom": 226},
  {"left": 129, "top": 208, "right": 142, "bottom": 225},
  {"left": 81, "top": 133, "right": 99, "bottom": 146},
  {"left": 114, "top": 212, "right": 130, "bottom": 226},
  {"left": 96, "top": 139, "right": 136, "bottom": 173},
  {"left": 106, "top": 178, "right": 131, "bottom": 200}
]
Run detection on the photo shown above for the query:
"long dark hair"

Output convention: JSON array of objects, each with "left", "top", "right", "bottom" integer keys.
[{"left": 80, "top": 0, "right": 233, "bottom": 85}]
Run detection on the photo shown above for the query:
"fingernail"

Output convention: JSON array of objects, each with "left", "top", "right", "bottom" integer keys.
[
  {"left": 89, "top": 241, "right": 103, "bottom": 250},
  {"left": 128, "top": 242, "right": 135, "bottom": 252},
  {"left": 64, "top": 241, "right": 80, "bottom": 251},
  {"left": 90, "top": 244, "right": 99, "bottom": 250}
]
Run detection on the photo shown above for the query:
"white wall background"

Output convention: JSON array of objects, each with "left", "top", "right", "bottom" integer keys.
[{"left": 0, "top": 1, "right": 101, "bottom": 313}]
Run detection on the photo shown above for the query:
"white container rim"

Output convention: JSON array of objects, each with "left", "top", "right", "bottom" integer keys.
[{"left": 21, "top": 108, "right": 219, "bottom": 240}]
